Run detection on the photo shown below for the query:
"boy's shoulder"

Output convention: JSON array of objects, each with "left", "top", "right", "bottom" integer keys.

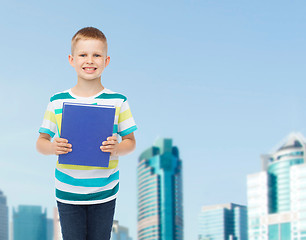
[
  {"left": 96, "top": 88, "right": 128, "bottom": 102},
  {"left": 49, "top": 89, "right": 72, "bottom": 103}
]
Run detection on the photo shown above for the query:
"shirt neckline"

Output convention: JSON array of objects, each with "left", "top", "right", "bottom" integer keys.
[{"left": 68, "top": 88, "right": 107, "bottom": 100}]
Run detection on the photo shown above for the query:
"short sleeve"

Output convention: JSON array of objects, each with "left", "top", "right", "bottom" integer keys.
[
  {"left": 118, "top": 100, "right": 137, "bottom": 136},
  {"left": 39, "top": 101, "right": 58, "bottom": 138}
]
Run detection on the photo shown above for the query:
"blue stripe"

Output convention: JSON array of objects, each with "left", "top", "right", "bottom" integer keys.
[
  {"left": 113, "top": 124, "right": 118, "bottom": 134},
  {"left": 39, "top": 127, "right": 55, "bottom": 138},
  {"left": 55, "top": 169, "right": 119, "bottom": 187},
  {"left": 119, "top": 125, "right": 137, "bottom": 136}
]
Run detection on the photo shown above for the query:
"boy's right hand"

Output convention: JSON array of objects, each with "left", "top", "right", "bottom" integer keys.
[{"left": 52, "top": 138, "right": 72, "bottom": 155}]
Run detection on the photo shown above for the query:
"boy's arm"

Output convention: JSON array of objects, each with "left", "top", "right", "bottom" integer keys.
[
  {"left": 101, "top": 132, "right": 136, "bottom": 156},
  {"left": 36, "top": 133, "right": 72, "bottom": 155}
]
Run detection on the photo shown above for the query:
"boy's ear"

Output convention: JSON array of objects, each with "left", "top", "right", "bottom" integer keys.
[
  {"left": 68, "top": 54, "right": 74, "bottom": 67},
  {"left": 105, "top": 56, "right": 110, "bottom": 68}
]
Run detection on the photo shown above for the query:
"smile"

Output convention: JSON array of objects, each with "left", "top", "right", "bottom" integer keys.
[
  {"left": 83, "top": 67, "right": 97, "bottom": 71},
  {"left": 82, "top": 67, "right": 97, "bottom": 73}
]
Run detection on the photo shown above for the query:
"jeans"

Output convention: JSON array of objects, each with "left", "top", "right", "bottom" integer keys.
[{"left": 57, "top": 199, "right": 116, "bottom": 240}]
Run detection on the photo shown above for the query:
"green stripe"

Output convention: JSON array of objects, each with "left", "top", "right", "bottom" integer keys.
[
  {"left": 55, "top": 109, "right": 63, "bottom": 114},
  {"left": 39, "top": 127, "right": 55, "bottom": 138},
  {"left": 119, "top": 125, "right": 137, "bottom": 136},
  {"left": 55, "top": 169, "right": 119, "bottom": 187},
  {"left": 50, "top": 92, "right": 75, "bottom": 102},
  {"left": 56, "top": 183, "right": 119, "bottom": 201},
  {"left": 95, "top": 93, "right": 127, "bottom": 102}
]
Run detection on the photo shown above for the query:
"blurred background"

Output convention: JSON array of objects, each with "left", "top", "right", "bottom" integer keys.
[{"left": 1, "top": 0, "right": 306, "bottom": 239}]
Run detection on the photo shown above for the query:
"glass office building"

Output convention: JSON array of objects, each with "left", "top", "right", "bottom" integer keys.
[
  {"left": 247, "top": 132, "right": 306, "bottom": 240},
  {"left": 137, "top": 138, "right": 183, "bottom": 240},
  {"left": 111, "top": 220, "right": 133, "bottom": 240},
  {"left": 13, "top": 205, "right": 47, "bottom": 240},
  {"left": 198, "top": 203, "right": 248, "bottom": 240},
  {"left": 0, "top": 190, "right": 8, "bottom": 240}
]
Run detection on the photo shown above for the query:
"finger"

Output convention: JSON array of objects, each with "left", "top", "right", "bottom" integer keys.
[
  {"left": 57, "top": 138, "right": 69, "bottom": 143},
  {"left": 107, "top": 136, "right": 117, "bottom": 141},
  {"left": 101, "top": 148, "right": 111, "bottom": 153},
  {"left": 57, "top": 147, "right": 72, "bottom": 152},
  {"left": 104, "top": 139, "right": 117, "bottom": 145},
  {"left": 100, "top": 146, "right": 113, "bottom": 151},
  {"left": 57, "top": 142, "right": 72, "bottom": 148},
  {"left": 56, "top": 150, "right": 70, "bottom": 155},
  {"left": 107, "top": 140, "right": 116, "bottom": 145},
  {"left": 101, "top": 145, "right": 113, "bottom": 150}
]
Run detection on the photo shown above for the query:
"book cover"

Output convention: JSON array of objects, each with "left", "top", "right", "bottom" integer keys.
[{"left": 58, "top": 102, "right": 115, "bottom": 167}]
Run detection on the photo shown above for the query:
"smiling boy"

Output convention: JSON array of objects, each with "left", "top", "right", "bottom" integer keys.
[{"left": 36, "top": 27, "right": 137, "bottom": 240}]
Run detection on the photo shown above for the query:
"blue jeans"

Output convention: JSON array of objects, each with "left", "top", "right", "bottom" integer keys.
[{"left": 57, "top": 199, "right": 116, "bottom": 240}]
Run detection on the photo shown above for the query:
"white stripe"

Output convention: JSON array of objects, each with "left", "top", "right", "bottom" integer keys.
[
  {"left": 41, "top": 119, "right": 57, "bottom": 133},
  {"left": 96, "top": 98, "right": 124, "bottom": 105},
  {"left": 119, "top": 118, "right": 136, "bottom": 132},
  {"left": 55, "top": 178, "right": 119, "bottom": 194},
  {"left": 56, "top": 194, "right": 118, "bottom": 205},
  {"left": 56, "top": 167, "right": 119, "bottom": 179},
  {"left": 120, "top": 101, "right": 130, "bottom": 112}
]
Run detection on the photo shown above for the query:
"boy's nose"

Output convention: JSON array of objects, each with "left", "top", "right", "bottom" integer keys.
[{"left": 86, "top": 56, "right": 94, "bottom": 63}]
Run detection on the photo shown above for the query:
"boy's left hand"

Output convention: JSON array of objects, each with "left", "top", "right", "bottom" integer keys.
[{"left": 100, "top": 136, "right": 118, "bottom": 156}]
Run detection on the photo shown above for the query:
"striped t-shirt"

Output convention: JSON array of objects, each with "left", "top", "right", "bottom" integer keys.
[{"left": 39, "top": 88, "right": 137, "bottom": 205}]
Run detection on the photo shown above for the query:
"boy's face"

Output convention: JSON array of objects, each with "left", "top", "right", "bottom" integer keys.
[{"left": 68, "top": 39, "right": 110, "bottom": 82}]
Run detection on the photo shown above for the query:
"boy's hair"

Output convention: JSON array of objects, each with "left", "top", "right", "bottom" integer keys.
[{"left": 71, "top": 27, "right": 108, "bottom": 55}]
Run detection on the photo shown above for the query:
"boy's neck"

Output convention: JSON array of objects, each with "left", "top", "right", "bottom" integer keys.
[{"left": 71, "top": 79, "right": 104, "bottom": 98}]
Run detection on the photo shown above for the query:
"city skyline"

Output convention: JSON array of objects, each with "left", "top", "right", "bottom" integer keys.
[
  {"left": 3, "top": 132, "right": 306, "bottom": 240},
  {"left": 1, "top": 1, "right": 306, "bottom": 240}
]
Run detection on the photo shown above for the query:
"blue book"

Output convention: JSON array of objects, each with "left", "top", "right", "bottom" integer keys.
[{"left": 58, "top": 102, "right": 116, "bottom": 167}]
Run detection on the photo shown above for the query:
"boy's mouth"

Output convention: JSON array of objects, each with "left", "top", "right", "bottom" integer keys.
[{"left": 83, "top": 67, "right": 97, "bottom": 73}]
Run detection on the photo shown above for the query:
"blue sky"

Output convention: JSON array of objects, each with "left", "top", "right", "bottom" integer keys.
[{"left": 1, "top": 0, "right": 306, "bottom": 239}]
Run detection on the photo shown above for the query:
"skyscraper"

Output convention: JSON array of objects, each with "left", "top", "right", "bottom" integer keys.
[
  {"left": 198, "top": 203, "right": 248, "bottom": 240},
  {"left": 137, "top": 138, "right": 183, "bottom": 240},
  {"left": 247, "top": 132, "right": 306, "bottom": 239},
  {"left": 13, "top": 205, "right": 47, "bottom": 240},
  {"left": 111, "top": 220, "right": 133, "bottom": 240},
  {"left": 0, "top": 190, "right": 8, "bottom": 240},
  {"left": 47, "top": 218, "right": 53, "bottom": 240}
]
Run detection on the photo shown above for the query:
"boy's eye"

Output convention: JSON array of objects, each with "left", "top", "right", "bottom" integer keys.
[
  {"left": 94, "top": 54, "right": 101, "bottom": 57},
  {"left": 79, "top": 54, "right": 86, "bottom": 57}
]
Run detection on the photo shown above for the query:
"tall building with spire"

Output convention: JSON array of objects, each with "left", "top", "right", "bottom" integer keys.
[
  {"left": 247, "top": 132, "right": 306, "bottom": 240},
  {"left": 0, "top": 190, "right": 8, "bottom": 240},
  {"left": 13, "top": 205, "right": 47, "bottom": 240},
  {"left": 137, "top": 138, "right": 183, "bottom": 240}
]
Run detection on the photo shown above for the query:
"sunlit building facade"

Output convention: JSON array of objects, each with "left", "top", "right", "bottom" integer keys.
[
  {"left": 198, "top": 203, "right": 248, "bottom": 240},
  {"left": 137, "top": 138, "right": 183, "bottom": 240},
  {"left": 247, "top": 132, "right": 306, "bottom": 240}
]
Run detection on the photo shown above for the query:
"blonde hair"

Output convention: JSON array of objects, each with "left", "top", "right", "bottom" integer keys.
[{"left": 71, "top": 27, "right": 108, "bottom": 55}]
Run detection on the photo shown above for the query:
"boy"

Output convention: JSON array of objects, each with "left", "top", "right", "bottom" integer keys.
[{"left": 36, "top": 27, "right": 137, "bottom": 240}]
